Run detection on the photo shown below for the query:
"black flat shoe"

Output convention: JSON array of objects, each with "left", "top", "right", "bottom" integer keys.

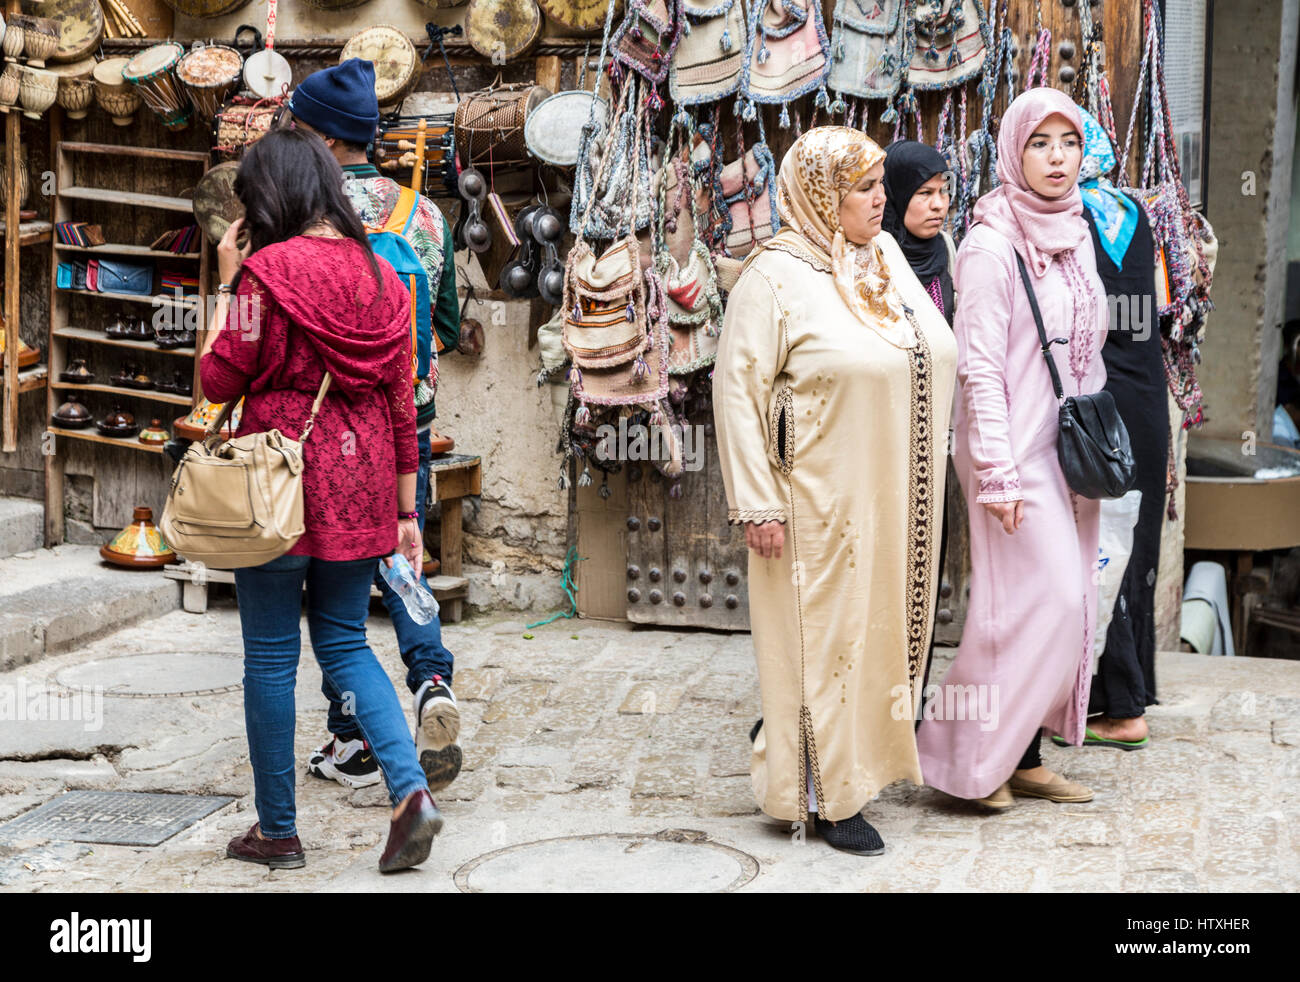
[
  {"left": 814, "top": 813, "right": 885, "bottom": 856},
  {"left": 749, "top": 718, "right": 763, "bottom": 744}
]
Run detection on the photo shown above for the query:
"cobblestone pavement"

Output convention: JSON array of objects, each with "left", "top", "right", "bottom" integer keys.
[{"left": 1, "top": 602, "right": 1297, "bottom": 892}]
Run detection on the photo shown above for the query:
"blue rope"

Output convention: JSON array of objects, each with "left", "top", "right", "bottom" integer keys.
[{"left": 525, "top": 546, "right": 587, "bottom": 630}]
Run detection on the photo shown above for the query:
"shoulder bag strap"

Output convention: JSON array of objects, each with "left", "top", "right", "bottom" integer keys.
[
  {"left": 1013, "top": 251, "right": 1066, "bottom": 404},
  {"left": 297, "top": 373, "right": 332, "bottom": 442}
]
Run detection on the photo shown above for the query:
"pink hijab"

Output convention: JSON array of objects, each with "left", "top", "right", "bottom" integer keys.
[{"left": 973, "top": 87, "right": 1088, "bottom": 277}]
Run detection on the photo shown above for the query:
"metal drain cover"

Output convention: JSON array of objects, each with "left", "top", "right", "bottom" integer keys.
[
  {"left": 454, "top": 830, "right": 759, "bottom": 893},
  {"left": 0, "top": 791, "right": 235, "bottom": 846},
  {"left": 53, "top": 652, "right": 243, "bottom": 698}
]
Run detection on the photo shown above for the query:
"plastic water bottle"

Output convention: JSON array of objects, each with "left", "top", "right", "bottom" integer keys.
[{"left": 378, "top": 553, "right": 440, "bottom": 625}]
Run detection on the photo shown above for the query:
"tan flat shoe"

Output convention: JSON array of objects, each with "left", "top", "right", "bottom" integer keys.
[
  {"left": 972, "top": 781, "right": 1014, "bottom": 810},
  {"left": 1009, "top": 771, "right": 1094, "bottom": 803}
]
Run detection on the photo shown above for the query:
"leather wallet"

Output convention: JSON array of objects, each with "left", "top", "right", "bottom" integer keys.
[{"left": 95, "top": 260, "right": 153, "bottom": 296}]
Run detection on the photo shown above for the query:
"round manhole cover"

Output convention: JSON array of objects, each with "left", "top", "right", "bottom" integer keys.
[
  {"left": 53, "top": 652, "right": 244, "bottom": 698},
  {"left": 453, "top": 831, "right": 759, "bottom": 893}
]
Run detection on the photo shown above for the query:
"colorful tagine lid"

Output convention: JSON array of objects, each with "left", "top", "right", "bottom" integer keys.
[
  {"left": 174, "top": 396, "right": 241, "bottom": 442},
  {"left": 100, "top": 506, "right": 176, "bottom": 568},
  {"left": 138, "top": 418, "right": 169, "bottom": 445}
]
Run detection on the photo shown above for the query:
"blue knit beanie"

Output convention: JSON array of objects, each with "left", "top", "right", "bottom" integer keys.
[{"left": 288, "top": 59, "right": 379, "bottom": 145}]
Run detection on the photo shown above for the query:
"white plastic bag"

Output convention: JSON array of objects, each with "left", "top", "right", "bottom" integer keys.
[{"left": 1093, "top": 490, "right": 1143, "bottom": 672}]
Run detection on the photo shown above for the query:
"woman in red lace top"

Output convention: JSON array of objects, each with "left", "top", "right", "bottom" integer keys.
[{"left": 199, "top": 128, "right": 443, "bottom": 874}]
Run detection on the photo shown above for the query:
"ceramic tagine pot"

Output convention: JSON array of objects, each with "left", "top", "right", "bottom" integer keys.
[
  {"left": 52, "top": 393, "right": 93, "bottom": 428},
  {"left": 138, "top": 418, "right": 169, "bottom": 446},
  {"left": 100, "top": 505, "right": 176, "bottom": 568},
  {"left": 96, "top": 403, "right": 138, "bottom": 438}
]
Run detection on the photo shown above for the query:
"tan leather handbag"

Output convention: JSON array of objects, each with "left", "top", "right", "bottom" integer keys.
[{"left": 160, "top": 375, "right": 331, "bottom": 569}]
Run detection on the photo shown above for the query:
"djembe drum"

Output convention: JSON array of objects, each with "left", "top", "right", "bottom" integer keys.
[
  {"left": 176, "top": 43, "right": 243, "bottom": 122},
  {"left": 123, "top": 41, "right": 192, "bottom": 131}
]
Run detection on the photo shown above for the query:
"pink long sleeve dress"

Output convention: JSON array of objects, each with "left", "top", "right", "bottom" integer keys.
[{"left": 916, "top": 222, "right": 1108, "bottom": 800}]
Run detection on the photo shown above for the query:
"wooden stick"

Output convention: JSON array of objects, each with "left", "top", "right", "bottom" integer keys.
[{"left": 411, "top": 118, "right": 427, "bottom": 195}]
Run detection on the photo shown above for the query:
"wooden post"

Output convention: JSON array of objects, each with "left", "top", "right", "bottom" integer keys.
[
  {"left": 535, "top": 55, "right": 562, "bottom": 95},
  {"left": 3, "top": 109, "right": 18, "bottom": 453},
  {"left": 2, "top": 0, "right": 21, "bottom": 454}
]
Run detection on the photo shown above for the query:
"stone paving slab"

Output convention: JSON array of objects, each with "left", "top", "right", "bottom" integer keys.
[{"left": 0, "top": 601, "right": 1296, "bottom": 892}]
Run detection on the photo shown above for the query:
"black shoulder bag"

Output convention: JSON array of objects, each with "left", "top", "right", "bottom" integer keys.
[{"left": 1014, "top": 252, "right": 1137, "bottom": 500}]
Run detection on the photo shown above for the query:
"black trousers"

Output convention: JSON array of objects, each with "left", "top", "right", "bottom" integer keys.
[{"left": 1017, "top": 730, "right": 1042, "bottom": 770}]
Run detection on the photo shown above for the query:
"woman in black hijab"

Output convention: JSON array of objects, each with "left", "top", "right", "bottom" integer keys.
[{"left": 882, "top": 140, "right": 955, "bottom": 325}]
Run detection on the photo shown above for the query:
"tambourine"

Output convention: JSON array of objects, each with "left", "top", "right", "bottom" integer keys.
[
  {"left": 341, "top": 25, "right": 419, "bottom": 112},
  {"left": 525, "top": 90, "right": 607, "bottom": 168}
]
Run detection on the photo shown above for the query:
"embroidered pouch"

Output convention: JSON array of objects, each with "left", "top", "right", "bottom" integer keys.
[
  {"left": 906, "top": 0, "right": 987, "bottom": 92},
  {"left": 564, "top": 237, "right": 651, "bottom": 369},
  {"left": 717, "top": 144, "right": 779, "bottom": 257},
  {"left": 741, "top": 0, "right": 832, "bottom": 114},
  {"left": 828, "top": 0, "right": 907, "bottom": 100},
  {"left": 670, "top": 0, "right": 747, "bottom": 105},
  {"left": 613, "top": 0, "right": 684, "bottom": 86}
]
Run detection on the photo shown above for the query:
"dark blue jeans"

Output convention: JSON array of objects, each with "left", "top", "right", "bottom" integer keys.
[
  {"left": 234, "top": 554, "right": 429, "bottom": 838},
  {"left": 323, "top": 428, "right": 456, "bottom": 740}
]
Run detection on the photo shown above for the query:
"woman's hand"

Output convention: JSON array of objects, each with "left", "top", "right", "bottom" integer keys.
[
  {"left": 218, "top": 218, "right": 251, "bottom": 285},
  {"left": 393, "top": 517, "right": 423, "bottom": 568},
  {"left": 745, "top": 520, "right": 785, "bottom": 559},
  {"left": 982, "top": 500, "right": 1024, "bottom": 535}
]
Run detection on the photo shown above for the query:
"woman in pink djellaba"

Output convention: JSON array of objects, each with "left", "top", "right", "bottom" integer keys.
[{"left": 916, "top": 88, "right": 1108, "bottom": 809}]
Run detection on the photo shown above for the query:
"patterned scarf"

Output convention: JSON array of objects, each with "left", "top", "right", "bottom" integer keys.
[
  {"left": 1077, "top": 108, "right": 1139, "bottom": 271},
  {"left": 766, "top": 126, "right": 915, "bottom": 348}
]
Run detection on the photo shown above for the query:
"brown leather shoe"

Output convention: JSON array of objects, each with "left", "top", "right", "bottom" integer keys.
[
  {"left": 973, "top": 781, "right": 1014, "bottom": 810},
  {"left": 1010, "top": 771, "right": 1094, "bottom": 803},
  {"left": 379, "top": 789, "right": 443, "bottom": 873},
  {"left": 226, "top": 823, "right": 306, "bottom": 869}
]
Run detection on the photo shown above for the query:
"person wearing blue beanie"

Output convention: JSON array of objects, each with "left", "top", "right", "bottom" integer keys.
[
  {"left": 284, "top": 59, "right": 465, "bottom": 799},
  {"left": 287, "top": 58, "right": 381, "bottom": 148}
]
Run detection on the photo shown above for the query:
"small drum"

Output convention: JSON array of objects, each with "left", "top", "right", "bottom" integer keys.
[
  {"left": 40, "top": 0, "right": 104, "bottom": 65},
  {"left": 176, "top": 43, "right": 243, "bottom": 122},
  {"left": 525, "top": 90, "right": 607, "bottom": 168},
  {"left": 454, "top": 82, "right": 551, "bottom": 172},
  {"left": 124, "top": 41, "right": 191, "bottom": 131},
  {"left": 212, "top": 94, "right": 283, "bottom": 159},
  {"left": 466, "top": 0, "right": 542, "bottom": 62},
  {"left": 92, "top": 56, "right": 141, "bottom": 127},
  {"left": 341, "top": 26, "right": 419, "bottom": 112},
  {"left": 50, "top": 56, "right": 96, "bottom": 119}
]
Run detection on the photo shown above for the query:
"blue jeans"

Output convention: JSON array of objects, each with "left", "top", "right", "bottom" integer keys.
[
  {"left": 234, "top": 553, "right": 429, "bottom": 838},
  {"left": 323, "top": 428, "right": 456, "bottom": 740}
]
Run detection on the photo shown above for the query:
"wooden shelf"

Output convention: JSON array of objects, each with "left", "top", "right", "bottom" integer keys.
[
  {"left": 47, "top": 425, "right": 165, "bottom": 454},
  {"left": 49, "top": 380, "right": 194, "bottom": 407},
  {"left": 55, "top": 325, "right": 196, "bottom": 357},
  {"left": 55, "top": 243, "right": 201, "bottom": 261},
  {"left": 57, "top": 142, "right": 210, "bottom": 164},
  {"left": 18, "top": 364, "right": 48, "bottom": 393},
  {"left": 59, "top": 287, "right": 200, "bottom": 309},
  {"left": 0, "top": 220, "right": 52, "bottom": 247},
  {"left": 58, "top": 187, "right": 195, "bottom": 213}
]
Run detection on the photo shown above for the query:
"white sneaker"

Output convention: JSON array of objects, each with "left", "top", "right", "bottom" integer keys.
[
  {"left": 305, "top": 735, "right": 381, "bottom": 789},
  {"left": 414, "top": 677, "right": 462, "bottom": 792}
]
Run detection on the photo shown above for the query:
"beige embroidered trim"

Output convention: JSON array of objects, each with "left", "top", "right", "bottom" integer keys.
[
  {"left": 770, "top": 385, "right": 795, "bottom": 476},
  {"left": 728, "top": 507, "right": 787, "bottom": 525},
  {"left": 762, "top": 239, "right": 832, "bottom": 274},
  {"left": 905, "top": 321, "right": 936, "bottom": 692}
]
